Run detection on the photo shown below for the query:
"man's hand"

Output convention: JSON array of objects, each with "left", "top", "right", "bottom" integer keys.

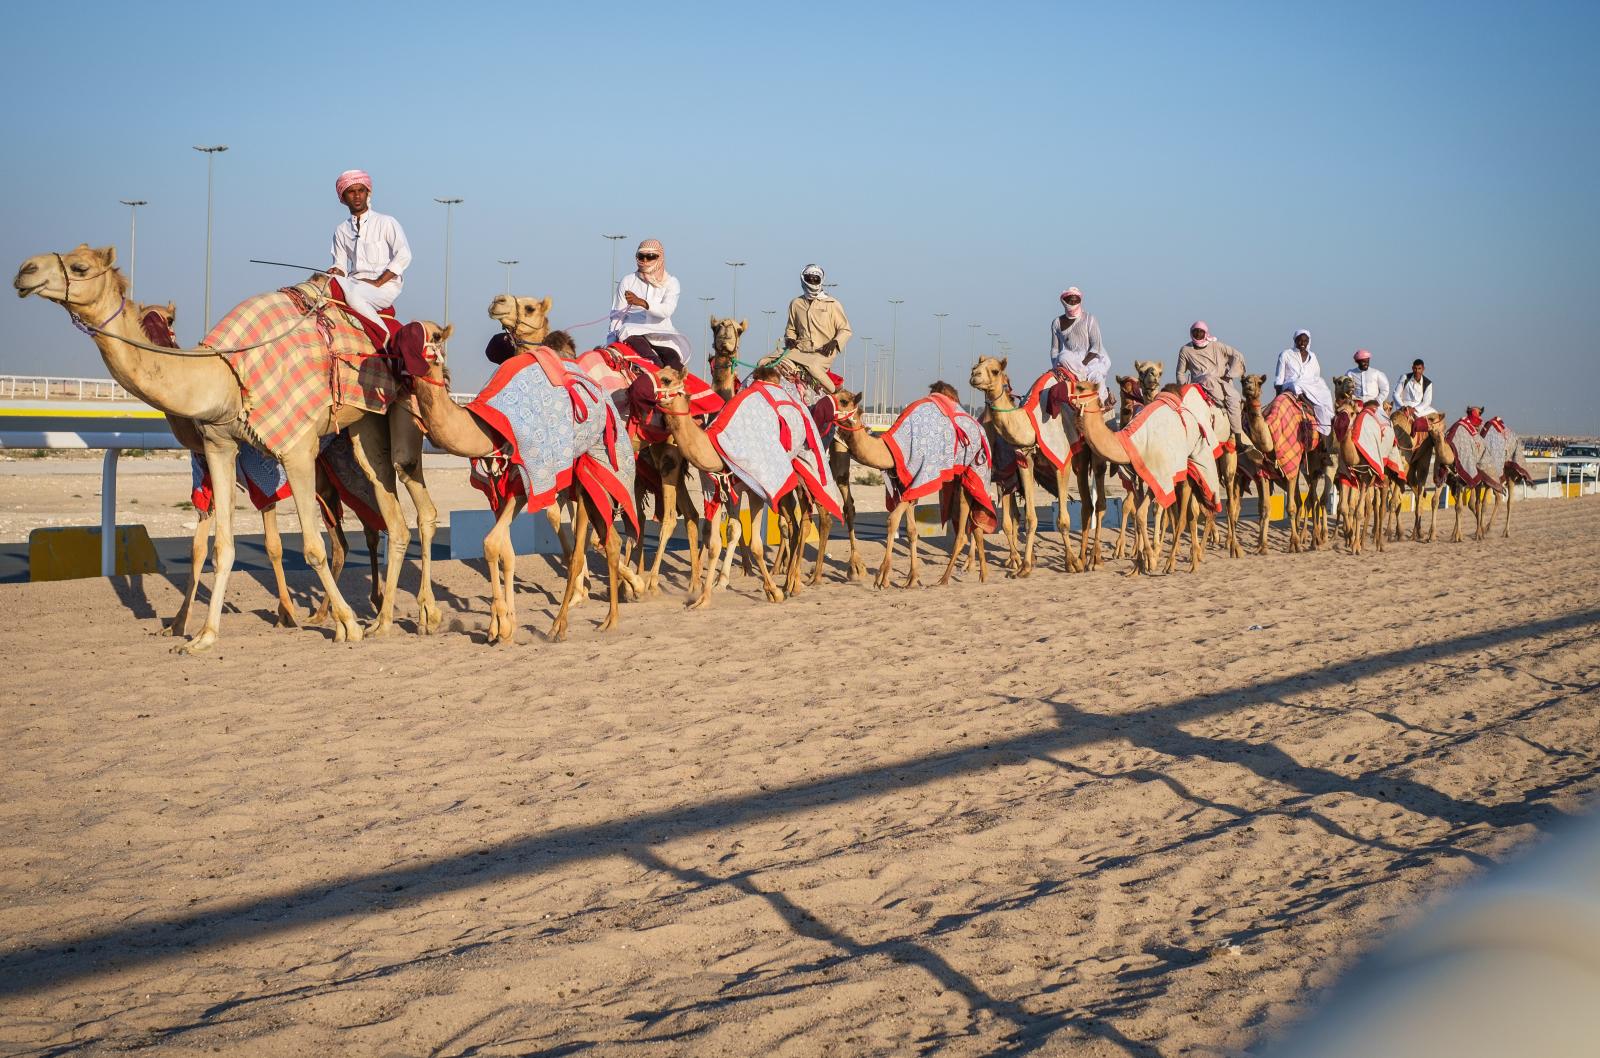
[
  {"left": 365, "top": 270, "right": 398, "bottom": 287},
  {"left": 327, "top": 267, "right": 345, "bottom": 277},
  {"left": 624, "top": 290, "right": 649, "bottom": 309}
]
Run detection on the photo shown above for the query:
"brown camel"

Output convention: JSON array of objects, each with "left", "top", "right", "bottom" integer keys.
[
  {"left": 1067, "top": 380, "right": 1205, "bottom": 575},
  {"left": 1109, "top": 361, "right": 1164, "bottom": 561},
  {"left": 1330, "top": 376, "right": 1387, "bottom": 555},
  {"left": 833, "top": 386, "right": 990, "bottom": 589},
  {"left": 16, "top": 245, "right": 437, "bottom": 651},
  {"left": 708, "top": 315, "right": 745, "bottom": 401},
  {"left": 649, "top": 366, "right": 799, "bottom": 608},
  {"left": 1240, "top": 373, "right": 1333, "bottom": 554},
  {"left": 1386, "top": 407, "right": 1455, "bottom": 542},
  {"left": 406, "top": 327, "right": 635, "bottom": 642}
]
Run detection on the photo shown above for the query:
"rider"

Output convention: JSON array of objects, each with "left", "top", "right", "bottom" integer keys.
[
  {"left": 327, "top": 169, "right": 411, "bottom": 336},
  {"left": 1272, "top": 329, "right": 1333, "bottom": 438},
  {"left": 1177, "top": 321, "right": 1253, "bottom": 449},
  {"left": 778, "top": 264, "right": 852, "bottom": 392},
  {"left": 1049, "top": 287, "right": 1109, "bottom": 402},
  {"left": 1393, "top": 358, "right": 1437, "bottom": 419},
  {"left": 1343, "top": 349, "right": 1391, "bottom": 408}
]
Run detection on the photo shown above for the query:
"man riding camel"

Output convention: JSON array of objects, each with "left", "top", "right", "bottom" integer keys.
[
  {"left": 777, "top": 264, "right": 851, "bottom": 392},
  {"left": 1393, "top": 358, "right": 1437, "bottom": 420},
  {"left": 1049, "top": 286, "right": 1110, "bottom": 402},
  {"left": 327, "top": 170, "right": 411, "bottom": 338},
  {"left": 1344, "top": 349, "right": 1391, "bottom": 408},
  {"left": 1177, "top": 320, "right": 1254, "bottom": 451},
  {"left": 1273, "top": 328, "right": 1334, "bottom": 438}
]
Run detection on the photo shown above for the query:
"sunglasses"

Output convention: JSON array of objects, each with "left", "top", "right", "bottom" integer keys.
[
  {"left": 636, "top": 253, "right": 660, "bottom": 261},
  {"left": 1063, "top": 296, "right": 1081, "bottom": 303}
]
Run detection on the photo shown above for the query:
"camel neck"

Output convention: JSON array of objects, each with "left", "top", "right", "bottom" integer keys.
[{"left": 76, "top": 286, "right": 240, "bottom": 422}]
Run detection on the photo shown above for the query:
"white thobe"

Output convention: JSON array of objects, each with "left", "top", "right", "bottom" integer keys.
[
  {"left": 1274, "top": 349, "right": 1334, "bottom": 434},
  {"left": 329, "top": 209, "right": 411, "bottom": 325},
  {"left": 1343, "top": 366, "right": 1391, "bottom": 406},
  {"left": 1393, "top": 375, "right": 1436, "bottom": 417},
  {"left": 607, "top": 273, "right": 682, "bottom": 344},
  {"left": 1049, "top": 314, "right": 1110, "bottom": 402}
]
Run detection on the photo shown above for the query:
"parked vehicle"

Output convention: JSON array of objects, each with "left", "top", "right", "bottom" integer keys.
[{"left": 1558, "top": 443, "right": 1599, "bottom": 483}]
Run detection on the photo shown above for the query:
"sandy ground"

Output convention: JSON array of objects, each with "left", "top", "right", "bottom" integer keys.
[{"left": 1, "top": 494, "right": 1597, "bottom": 1057}]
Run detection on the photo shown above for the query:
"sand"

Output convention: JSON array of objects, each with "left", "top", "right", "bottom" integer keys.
[{"left": 1, "top": 494, "right": 1597, "bottom": 1057}]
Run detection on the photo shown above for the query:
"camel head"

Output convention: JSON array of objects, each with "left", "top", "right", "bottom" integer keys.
[
  {"left": 418, "top": 321, "right": 453, "bottom": 384},
  {"left": 1241, "top": 373, "right": 1266, "bottom": 404},
  {"left": 709, "top": 316, "right": 746, "bottom": 358},
  {"left": 833, "top": 388, "right": 863, "bottom": 418},
  {"left": 137, "top": 300, "right": 179, "bottom": 347},
  {"left": 968, "top": 356, "right": 1007, "bottom": 396},
  {"left": 1133, "top": 359, "right": 1163, "bottom": 401},
  {"left": 14, "top": 244, "right": 125, "bottom": 306},
  {"left": 487, "top": 294, "right": 551, "bottom": 344},
  {"left": 1065, "top": 379, "right": 1104, "bottom": 415},
  {"left": 1332, "top": 373, "right": 1357, "bottom": 408}
]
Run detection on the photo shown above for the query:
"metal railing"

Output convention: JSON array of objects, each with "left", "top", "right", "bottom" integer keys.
[{"left": 0, "top": 375, "right": 134, "bottom": 400}]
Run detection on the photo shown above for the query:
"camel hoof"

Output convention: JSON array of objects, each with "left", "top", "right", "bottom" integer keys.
[
  {"left": 175, "top": 629, "right": 217, "bottom": 654},
  {"left": 685, "top": 595, "right": 710, "bottom": 611},
  {"left": 365, "top": 617, "right": 392, "bottom": 638},
  {"left": 545, "top": 621, "right": 568, "bottom": 643},
  {"left": 766, "top": 586, "right": 786, "bottom": 603},
  {"left": 274, "top": 605, "right": 301, "bottom": 629},
  {"left": 159, "top": 622, "right": 180, "bottom": 638},
  {"left": 597, "top": 615, "right": 619, "bottom": 632},
  {"left": 419, "top": 604, "right": 443, "bottom": 636}
]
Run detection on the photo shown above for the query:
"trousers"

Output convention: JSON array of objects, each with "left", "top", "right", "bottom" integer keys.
[{"left": 340, "top": 276, "right": 402, "bottom": 331}]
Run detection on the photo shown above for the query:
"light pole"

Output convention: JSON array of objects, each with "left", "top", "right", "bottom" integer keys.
[
  {"left": 118, "top": 199, "right": 146, "bottom": 297},
  {"left": 497, "top": 258, "right": 518, "bottom": 294},
  {"left": 968, "top": 322, "right": 981, "bottom": 357},
  {"left": 724, "top": 261, "right": 745, "bottom": 317},
  {"left": 433, "top": 198, "right": 463, "bottom": 325},
  {"left": 192, "top": 145, "right": 227, "bottom": 331},
  {"left": 602, "top": 233, "right": 627, "bottom": 301},
  {"left": 856, "top": 337, "right": 871, "bottom": 395},
  {"left": 762, "top": 308, "right": 777, "bottom": 354},
  {"left": 887, "top": 298, "right": 904, "bottom": 412},
  {"left": 933, "top": 312, "right": 949, "bottom": 381}
]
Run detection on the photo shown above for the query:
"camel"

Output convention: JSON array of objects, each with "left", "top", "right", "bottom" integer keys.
[
  {"left": 1067, "top": 380, "right": 1215, "bottom": 575},
  {"left": 968, "top": 356, "right": 1073, "bottom": 577},
  {"left": 708, "top": 316, "right": 745, "bottom": 401},
  {"left": 403, "top": 327, "right": 637, "bottom": 642},
  {"left": 1240, "top": 373, "right": 1333, "bottom": 554},
  {"left": 833, "top": 385, "right": 993, "bottom": 589},
  {"left": 649, "top": 366, "right": 842, "bottom": 607},
  {"left": 1109, "top": 361, "right": 1164, "bottom": 561},
  {"left": 1329, "top": 376, "right": 1400, "bottom": 555},
  {"left": 15, "top": 245, "right": 443, "bottom": 651},
  {"left": 1386, "top": 407, "right": 1455, "bottom": 542},
  {"left": 1471, "top": 416, "right": 1534, "bottom": 540}
]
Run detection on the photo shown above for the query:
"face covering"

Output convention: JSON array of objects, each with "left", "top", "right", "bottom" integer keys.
[{"left": 801, "top": 264, "right": 827, "bottom": 300}]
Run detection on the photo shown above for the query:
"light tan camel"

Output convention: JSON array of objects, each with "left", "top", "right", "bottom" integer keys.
[
  {"left": 1386, "top": 408, "right": 1454, "bottom": 542},
  {"left": 968, "top": 356, "right": 1062, "bottom": 577},
  {"left": 708, "top": 315, "right": 745, "bottom": 402},
  {"left": 1110, "top": 361, "right": 1164, "bottom": 561},
  {"left": 15, "top": 245, "right": 439, "bottom": 651},
  {"left": 650, "top": 366, "right": 796, "bottom": 608},
  {"left": 833, "top": 387, "right": 989, "bottom": 589},
  {"left": 1067, "top": 381, "right": 1203, "bottom": 576},
  {"left": 406, "top": 327, "right": 635, "bottom": 642},
  {"left": 1240, "top": 373, "right": 1333, "bottom": 554}
]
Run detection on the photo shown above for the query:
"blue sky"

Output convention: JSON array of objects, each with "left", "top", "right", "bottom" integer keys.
[{"left": 3, "top": 0, "right": 1596, "bottom": 432}]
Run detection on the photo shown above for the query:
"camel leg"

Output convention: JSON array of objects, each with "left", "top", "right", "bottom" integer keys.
[
  {"left": 688, "top": 509, "right": 724, "bottom": 610},
  {"left": 177, "top": 438, "right": 247, "bottom": 653},
  {"left": 1503, "top": 484, "right": 1513, "bottom": 538},
  {"left": 780, "top": 496, "right": 805, "bottom": 598},
  {"left": 395, "top": 461, "right": 442, "bottom": 634},
  {"left": 483, "top": 497, "right": 523, "bottom": 645},
  {"left": 1015, "top": 471, "right": 1039, "bottom": 577},
  {"left": 596, "top": 507, "right": 625, "bottom": 633},
  {"left": 258, "top": 505, "right": 302, "bottom": 628},
  {"left": 642, "top": 456, "right": 683, "bottom": 597},
  {"left": 938, "top": 493, "right": 970, "bottom": 587},
  {"left": 875, "top": 501, "right": 907, "bottom": 590},
  {"left": 165, "top": 505, "right": 213, "bottom": 638},
  {"left": 1451, "top": 487, "right": 1464, "bottom": 542},
  {"left": 344, "top": 417, "right": 409, "bottom": 637},
  {"left": 282, "top": 439, "right": 361, "bottom": 646},
  {"left": 903, "top": 501, "right": 923, "bottom": 588},
  {"left": 1089, "top": 461, "right": 1108, "bottom": 569},
  {"left": 679, "top": 485, "right": 702, "bottom": 595},
  {"left": 548, "top": 499, "right": 592, "bottom": 642},
  {"left": 1162, "top": 486, "right": 1187, "bottom": 575},
  {"left": 745, "top": 500, "right": 785, "bottom": 602}
]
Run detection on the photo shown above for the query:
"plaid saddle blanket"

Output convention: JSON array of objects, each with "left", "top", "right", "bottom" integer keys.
[
  {"left": 202, "top": 284, "right": 397, "bottom": 458},
  {"left": 1262, "top": 392, "right": 1315, "bottom": 483}
]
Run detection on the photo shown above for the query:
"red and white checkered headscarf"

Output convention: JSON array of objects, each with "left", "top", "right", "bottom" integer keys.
[{"left": 335, "top": 170, "right": 371, "bottom": 200}]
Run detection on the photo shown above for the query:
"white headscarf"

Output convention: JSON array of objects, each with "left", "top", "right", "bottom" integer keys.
[
  {"left": 1292, "top": 328, "right": 1311, "bottom": 353},
  {"left": 635, "top": 239, "right": 668, "bottom": 288},
  {"left": 801, "top": 263, "right": 832, "bottom": 301},
  {"left": 1060, "top": 286, "right": 1083, "bottom": 320}
]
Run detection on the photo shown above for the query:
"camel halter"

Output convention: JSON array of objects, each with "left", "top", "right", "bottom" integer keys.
[
  {"left": 832, "top": 405, "right": 867, "bottom": 432},
  {"left": 650, "top": 382, "right": 695, "bottom": 415}
]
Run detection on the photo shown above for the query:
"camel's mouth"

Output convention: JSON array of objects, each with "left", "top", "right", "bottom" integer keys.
[{"left": 14, "top": 281, "right": 47, "bottom": 299}]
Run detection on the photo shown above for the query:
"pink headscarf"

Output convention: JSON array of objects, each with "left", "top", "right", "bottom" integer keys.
[
  {"left": 1354, "top": 349, "right": 1372, "bottom": 364},
  {"left": 1190, "top": 321, "right": 1214, "bottom": 348},
  {"left": 335, "top": 170, "right": 372, "bottom": 200},
  {"left": 1060, "top": 286, "right": 1083, "bottom": 320},
  {"left": 635, "top": 239, "right": 667, "bottom": 288}
]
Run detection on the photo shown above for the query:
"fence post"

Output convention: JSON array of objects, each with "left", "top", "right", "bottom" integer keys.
[{"left": 100, "top": 448, "right": 118, "bottom": 575}]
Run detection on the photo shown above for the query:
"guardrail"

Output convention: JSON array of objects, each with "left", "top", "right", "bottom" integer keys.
[
  {"left": 0, "top": 375, "right": 133, "bottom": 400},
  {"left": 2, "top": 408, "right": 1594, "bottom": 579}
]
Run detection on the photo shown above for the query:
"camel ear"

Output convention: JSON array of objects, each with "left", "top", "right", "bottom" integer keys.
[
  {"left": 94, "top": 246, "right": 117, "bottom": 267},
  {"left": 439, "top": 323, "right": 454, "bottom": 343},
  {"left": 539, "top": 296, "right": 552, "bottom": 315},
  {"left": 738, "top": 319, "right": 748, "bottom": 334},
  {"left": 164, "top": 301, "right": 177, "bottom": 319},
  {"left": 999, "top": 356, "right": 1008, "bottom": 371}
]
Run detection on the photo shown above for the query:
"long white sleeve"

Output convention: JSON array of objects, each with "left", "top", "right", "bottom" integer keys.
[{"left": 384, "top": 217, "right": 411, "bottom": 277}]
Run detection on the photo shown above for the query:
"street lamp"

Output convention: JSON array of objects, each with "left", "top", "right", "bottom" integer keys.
[
  {"left": 118, "top": 199, "right": 147, "bottom": 297},
  {"left": 497, "top": 258, "right": 519, "bottom": 294},
  {"left": 724, "top": 261, "right": 746, "bottom": 317},
  {"left": 761, "top": 309, "right": 777, "bottom": 354},
  {"left": 602, "top": 233, "right": 627, "bottom": 300},
  {"left": 888, "top": 299, "right": 904, "bottom": 412},
  {"left": 968, "top": 322, "right": 981, "bottom": 358},
  {"left": 856, "top": 337, "right": 871, "bottom": 395},
  {"left": 933, "top": 312, "right": 949, "bottom": 381},
  {"left": 192, "top": 145, "right": 227, "bottom": 330},
  {"left": 434, "top": 197, "right": 463, "bottom": 325}
]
